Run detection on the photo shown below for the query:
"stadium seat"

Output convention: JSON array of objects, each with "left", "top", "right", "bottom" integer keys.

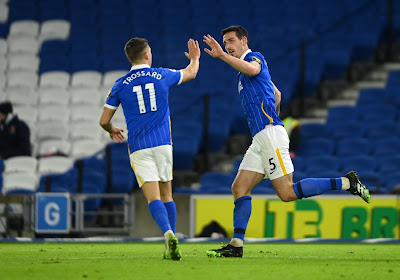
[
  {"left": 36, "top": 121, "right": 69, "bottom": 141},
  {"left": 8, "top": 54, "right": 39, "bottom": 72},
  {"left": 365, "top": 120, "right": 399, "bottom": 139},
  {"left": 8, "top": 36, "right": 40, "bottom": 55},
  {"left": 303, "top": 155, "right": 340, "bottom": 173},
  {"left": 71, "top": 139, "right": 104, "bottom": 160},
  {"left": 70, "top": 71, "right": 103, "bottom": 88},
  {"left": 326, "top": 105, "right": 357, "bottom": 123},
  {"left": 373, "top": 137, "right": 400, "bottom": 157},
  {"left": 38, "top": 87, "right": 70, "bottom": 105},
  {"left": 4, "top": 156, "right": 38, "bottom": 174},
  {"left": 381, "top": 172, "right": 400, "bottom": 193},
  {"left": 38, "top": 104, "right": 70, "bottom": 122},
  {"left": 377, "top": 155, "right": 400, "bottom": 173},
  {"left": 357, "top": 88, "right": 385, "bottom": 106},
  {"left": 39, "top": 19, "right": 70, "bottom": 41},
  {"left": 8, "top": 20, "right": 40, "bottom": 38},
  {"left": 200, "top": 172, "right": 235, "bottom": 189},
  {"left": 326, "top": 121, "right": 365, "bottom": 139},
  {"left": 300, "top": 122, "right": 327, "bottom": 140},
  {"left": 336, "top": 138, "right": 369, "bottom": 157},
  {"left": 356, "top": 104, "right": 398, "bottom": 121},
  {"left": 7, "top": 71, "right": 39, "bottom": 88},
  {"left": 38, "top": 139, "right": 71, "bottom": 158},
  {"left": 297, "top": 137, "right": 335, "bottom": 156},
  {"left": 13, "top": 105, "right": 38, "bottom": 124},
  {"left": 102, "top": 70, "right": 127, "bottom": 89},
  {"left": 6, "top": 86, "right": 38, "bottom": 106},
  {"left": 340, "top": 155, "right": 377, "bottom": 173},
  {"left": 38, "top": 156, "right": 74, "bottom": 176},
  {"left": 69, "top": 87, "right": 102, "bottom": 105},
  {"left": 69, "top": 122, "right": 103, "bottom": 141},
  {"left": 70, "top": 105, "right": 103, "bottom": 122},
  {"left": 293, "top": 171, "right": 308, "bottom": 183},
  {"left": 2, "top": 172, "right": 38, "bottom": 194},
  {"left": 39, "top": 71, "right": 70, "bottom": 88},
  {"left": 38, "top": 167, "right": 78, "bottom": 193}
]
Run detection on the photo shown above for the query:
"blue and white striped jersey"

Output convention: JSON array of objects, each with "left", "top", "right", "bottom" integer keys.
[
  {"left": 238, "top": 49, "right": 283, "bottom": 136},
  {"left": 105, "top": 64, "right": 183, "bottom": 153}
]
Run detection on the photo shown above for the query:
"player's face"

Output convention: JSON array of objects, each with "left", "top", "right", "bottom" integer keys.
[{"left": 223, "top": 31, "right": 246, "bottom": 58}]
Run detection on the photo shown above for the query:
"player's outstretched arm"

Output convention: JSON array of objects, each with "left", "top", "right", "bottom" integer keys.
[
  {"left": 203, "top": 34, "right": 260, "bottom": 76},
  {"left": 99, "top": 107, "right": 125, "bottom": 143},
  {"left": 180, "top": 39, "right": 201, "bottom": 83}
]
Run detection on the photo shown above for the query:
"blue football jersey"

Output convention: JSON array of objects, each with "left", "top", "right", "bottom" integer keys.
[
  {"left": 105, "top": 64, "right": 183, "bottom": 152},
  {"left": 238, "top": 49, "right": 283, "bottom": 136}
]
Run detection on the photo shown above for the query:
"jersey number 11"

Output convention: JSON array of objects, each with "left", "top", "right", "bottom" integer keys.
[{"left": 132, "top": 83, "right": 157, "bottom": 114}]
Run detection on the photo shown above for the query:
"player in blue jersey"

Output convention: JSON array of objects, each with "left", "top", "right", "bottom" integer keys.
[
  {"left": 203, "top": 26, "right": 371, "bottom": 258},
  {"left": 99, "top": 37, "right": 200, "bottom": 260}
]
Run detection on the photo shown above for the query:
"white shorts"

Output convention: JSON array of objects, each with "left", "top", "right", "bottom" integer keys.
[
  {"left": 239, "top": 125, "right": 294, "bottom": 180},
  {"left": 129, "top": 145, "right": 173, "bottom": 187}
]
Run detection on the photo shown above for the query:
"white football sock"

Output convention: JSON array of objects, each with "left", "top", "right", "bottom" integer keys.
[
  {"left": 342, "top": 177, "right": 350, "bottom": 190},
  {"left": 230, "top": 238, "right": 243, "bottom": 247}
]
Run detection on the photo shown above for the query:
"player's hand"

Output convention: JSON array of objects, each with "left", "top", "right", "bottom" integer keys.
[
  {"left": 185, "top": 39, "right": 200, "bottom": 60},
  {"left": 203, "top": 34, "right": 224, "bottom": 58},
  {"left": 110, "top": 127, "right": 125, "bottom": 143}
]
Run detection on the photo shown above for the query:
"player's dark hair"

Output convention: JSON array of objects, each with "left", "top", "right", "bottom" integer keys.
[
  {"left": 124, "top": 37, "right": 149, "bottom": 62},
  {"left": 221, "top": 25, "right": 249, "bottom": 41}
]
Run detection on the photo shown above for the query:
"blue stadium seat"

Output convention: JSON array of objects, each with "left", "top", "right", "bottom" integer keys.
[
  {"left": 384, "top": 84, "right": 400, "bottom": 106},
  {"left": 326, "top": 106, "right": 357, "bottom": 123},
  {"left": 357, "top": 104, "right": 398, "bottom": 121},
  {"left": 173, "top": 135, "right": 201, "bottom": 170},
  {"left": 200, "top": 172, "right": 234, "bottom": 189},
  {"left": 293, "top": 171, "right": 308, "bottom": 183},
  {"left": 38, "top": 167, "right": 79, "bottom": 193},
  {"left": 304, "top": 155, "right": 340, "bottom": 173},
  {"left": 336, "top": 138, "right": 369, "bottom": 157},
  {"left": 377, "top": 155, "right": 400, "bottom": 173},
  {"left": 340, "top": 155, "right": 377, "bottom": 173},
  {"left": 300, "top": 123, "right": 327, "bottom": 140},
  {"left": 380, "top": 172, "right": 400, "bottom": 193},
  {"left": 297, "top": 137, "right": 335, "bottom": 156},
  {"left": 291, "top": 156, "right": 306, "bottom": 173},
  {"left": 365, "top": 120, "right": 399, "bottom": 139},
  {"left": 373, "top": 137, "right": 400, "bottom": 157},
  {"left": 357, "top": 88, "right": 386, "bottom": 106},
  {"left": 326, "top": 121, "right": 365, "bottom": 139}
]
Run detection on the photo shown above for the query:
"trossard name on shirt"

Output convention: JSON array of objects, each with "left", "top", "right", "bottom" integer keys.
[{"left": 123, "top": 70, "right": 162, "bottom": 85}]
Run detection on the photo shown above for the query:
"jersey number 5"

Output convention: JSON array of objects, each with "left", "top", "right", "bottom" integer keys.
[{"left": 132, "top": 83, "right": 157, "bottom": 114}]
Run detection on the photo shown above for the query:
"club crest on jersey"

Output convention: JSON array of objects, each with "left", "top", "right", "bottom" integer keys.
[
  {"left": 238, "top": 81, "right": 243, "bottom": 92},
  {"left": 251, "top": 56, "right": 261, "bottom": 65}
]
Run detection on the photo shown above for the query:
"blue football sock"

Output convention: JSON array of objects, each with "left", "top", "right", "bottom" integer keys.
[
  {"left": 232, "top": 196, "right": 252, "bottom": 241},
  {"left": 164, "top": 201, "right": 177, "bottom": 233},
  {"left": 293, "top": 178, "right": 342, "bottom": 199},
  {"left": 148, "top": 200, "right": 171, "bottom": 234}
]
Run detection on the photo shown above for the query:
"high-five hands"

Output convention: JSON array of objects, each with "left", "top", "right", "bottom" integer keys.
[
  {"left": 203, "top": 34, "right": 225, "bottom": 58},
  {"left": 185, "top": 39, "right": 201, "bottom": 60}
]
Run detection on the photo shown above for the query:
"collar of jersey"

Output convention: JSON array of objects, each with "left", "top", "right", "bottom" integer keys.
[
  {"left": 130, "top": 64, "right": 151, "bottom": 70},
  {"left": 240, "top": 49, "right": 252, "bottom": 60}
]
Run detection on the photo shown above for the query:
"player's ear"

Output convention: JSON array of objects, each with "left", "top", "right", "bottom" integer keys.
[{"left": 242, "top": 36, "right": 248, "bottom": 46}]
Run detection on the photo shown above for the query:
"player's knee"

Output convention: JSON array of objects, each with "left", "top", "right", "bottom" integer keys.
[{"left": 276, "top": 190, "right": 297, "bottom": 202}]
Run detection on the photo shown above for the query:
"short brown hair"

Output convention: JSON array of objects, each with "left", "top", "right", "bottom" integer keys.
[
  {"left": 221, "top": 25, "right": 248, "bottom": 41},
  {"left": 124, "top": 37, "right": 149, "bottom": 62}
]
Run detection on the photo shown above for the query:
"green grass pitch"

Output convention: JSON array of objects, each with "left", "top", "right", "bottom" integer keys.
[{"left": 0, "top": 242, "right": 399, "bottom": 280}]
